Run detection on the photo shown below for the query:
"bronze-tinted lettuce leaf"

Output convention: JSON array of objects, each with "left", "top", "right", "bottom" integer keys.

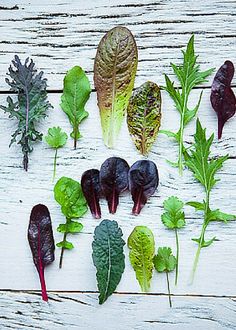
[
  {"left": 127, "top": 81, "right": 161, "bottom": 155},
  {"left": 94, "top": 26, "right": 138, "bottom": 148}
]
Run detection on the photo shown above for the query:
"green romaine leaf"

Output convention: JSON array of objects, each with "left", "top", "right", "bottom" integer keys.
[
  {"left": 154, "top": 247, "right": 176, "bottom": 273},
  {"left": 161, "top": 196, "right": 185, "bottom": 229},
  {"left": 127, "top": 81, "right": 161, "bottom": 155},
  {"left": 94, "top": 26, "right": 138, "bottom": 148},
  {"left": 45, "top": 126, "right": 68, "bottom": 149},
  {"left": 128, "top": 226, "right": 155, "bottom": 292},
  {"left": 61, "top": 66, "right": 91, "bottom": 149},
  {"left": 92, "top": 220, "right": 125, "bottom": 304}
]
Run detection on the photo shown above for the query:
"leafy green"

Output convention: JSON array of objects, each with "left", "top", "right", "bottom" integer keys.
[
  {"left": 127, "top": 81, "right": 161, "bottom": 155},
  {"left": 92, "top": 220, "right": 125, "bottom": 304},
  {"left": 94, "top": 26, "right": 138, "bottom": 148},
  {"left": 54, "top": 176, "right": 87, "bottom": 268},
  {"left": 128, "top": 226, "right": 155, "bottom": 292},
  {"left": 45, "top": 127, "right": 68, "bottom": 181},
  {"left": 161, "top": 35, "right": 214, "bottom": 174},
  {"left": 61, "top": 66, "right": 91, "bottom": 149},
  {"left": 161, "top": 196, "right": 185, "bottom": 285},
  {"left": 0, "top": 55, "right": 52, "bottom": 171},
  {"left": 154, "top": 247, "right": 176, "bottom": 307},
  {"left": 185, "top": 119, "right": 236, "bottom": 281}
]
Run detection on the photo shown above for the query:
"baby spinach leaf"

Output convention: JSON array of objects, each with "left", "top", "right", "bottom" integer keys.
[
  {"left": 128, "top": 160, "right": 159, "bottom": 215},
  {"left": 154, "top": 247, "right": 176, "bottom": 307},
  {"left": 81, "top": 169, "right": 102, "bottom": 219},
  {"left": 161, "top": 196, "right": 185, "bottom": 285},
  {"left": 61, "top": 66, "right": 91, "bottom": 149},
  {"left": 45, "top": 127, "right": 68, "bottom": 181},
  {"left": 0, "top": 56, "right": 52, "bottom": 171},
  {"left": 127, "top": 81, "right": 161, "bottom": 155},
  {"left": 54, "top": 176, "right": 87, "bottom": 268},
  {"left": 92, "top": 220, "right": 125, "bottom": 304},
  {"left": 128, "top": 226, "right": 155, "bottom": 292},
  {"left": 94, "top": 26, "right": 138, "bottom": 148},
  {"left": 100, "top": 157, "right": 129, "bottom": 214}
]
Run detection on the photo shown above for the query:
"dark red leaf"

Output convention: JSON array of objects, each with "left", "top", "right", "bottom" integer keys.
[
  {"left": 81, "top": 169, "right": 102, "bottom": 219},
  {"left": 28, "top": 204, "right": 55, "bottom": 301},
  {"left": 129, "top": 160, "right": 159, "bottom": 215},
  {"left": 210, "top": 60, "right": 236, "bottom": 139},
  {"left": 100, "top": 157, "right": 129, "bottom": 214}
]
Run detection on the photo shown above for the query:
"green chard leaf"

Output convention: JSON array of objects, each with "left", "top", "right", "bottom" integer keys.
[
  {"left": 128, "top": 226, "right": 155, "bottom": 292},
  {"left": 45, "top": 127, "right": 68, "bottom": 181},
  {"left": 161, "top": 196, "right": 185, "bottom": 285},
  {"left": 127, "top": 81, "right": 161, "bottom": 155},
  {"left": 54, "top": 177, "right": 87, "bottom": 268},
  {"left": 185, "top": 119, "right": 235, "bottom": 282},
  {"left": 92, "top": 220, "right": 125, "bottom": 304},
  {"left": 61, "top": 66, "right": 91, "bottom": 149},
  {"left": 94, "top": 26, "right": 138, "bottom": 148},
  {"left": 0, "top": 55, "right": 52, "bottom": 171},
  {"left": 163, "top": 35, "right": 214, "bottom": 174}
]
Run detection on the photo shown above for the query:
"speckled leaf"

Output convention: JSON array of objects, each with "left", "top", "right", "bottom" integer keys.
[
  {"left": 92, "top": 220, "right": 125, "bottom": 304},
  {"left": 128, "top": 226, "right": 155, "bottom": 292},
  {"left": 127, "top": 81, "right": 161, "bottom": 155},
  {"left": 94, "top": 26, "right": 138, "bottom": 148}
]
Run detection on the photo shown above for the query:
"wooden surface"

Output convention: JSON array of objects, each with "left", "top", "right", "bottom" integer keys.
[{"left": 0, "top": 0, "right": 236, "bottom": 329}]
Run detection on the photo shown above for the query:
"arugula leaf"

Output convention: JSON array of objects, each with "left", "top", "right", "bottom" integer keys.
[
  {"left": 128, "top": 226, "right": 155, "bottom": 292},
  {"left": 185, "top": 119, "right": 235, "bottom": 282},
  {"left": 45, "top": 127, "right": 68, "bottom": 181},
  {"left": 162, "top": 35, "right": 214, "bottom": 174},
  {"left": 0, "top": 56, "right": 52, "bottom": 171},
  {"left": 92, "top": 220, "right": 125, "bottom": 304},
  {"left": 154, "top": 247, "right": 176, "bottom": 307},
  {"left": 161, "top": 196, "right": 185, "bottom": 285},
  {"left": 54, "top": 177, "right": 87, "bottom": 268},
  {"left": 61, "top": 66, "right": 91, "bottom": 149}
]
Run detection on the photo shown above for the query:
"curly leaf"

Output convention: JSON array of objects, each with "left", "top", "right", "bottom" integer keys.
[
  {"left": 94, "top": 26, "right": 138, "bottom": 148},
  {"left": 45, "top": 127, "right": 68, "bottom": 149},
  {"left": 154, "top": 247, "right": 176, "bottom": 273},
  {"left": 92, "top": 220, "right": 125, "bottom": 304},
  {"left": 128, "top": 226, "right": 155, "bottom": 292},
  {"left": 161, "top": 196, "right": 185, "bottom": 229}
]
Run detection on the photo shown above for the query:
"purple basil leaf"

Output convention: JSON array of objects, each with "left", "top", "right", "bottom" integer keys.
[
  {"left": 129, "top": 160, "right": 159, "bottom": 215},
  {"left": 81, "top": 169, "right": 102, "bottom": 219},
  {"left": 100, "top": 157, "right": 129, "bottom": 214},
  {"left": 210, "top": 60, "right": 236, "bottom": 139},
  {"left": 28, "top": 204, "right": 55, "bottom": 301}
]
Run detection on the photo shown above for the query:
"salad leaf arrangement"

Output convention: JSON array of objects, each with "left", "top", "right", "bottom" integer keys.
[
  {"left": 161, "top": 35, "right": 214, "bottom": 174},
  {"left": 0, "top": 56, "right": 52, "bottom": 171},
  {"left": 54, "top": 177, "right": 88, "bottom": 268}
]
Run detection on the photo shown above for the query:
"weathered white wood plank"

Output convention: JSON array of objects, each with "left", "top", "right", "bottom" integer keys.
[
  {"left": 0, "top": 0, "right": 235, "bottom": 90},
  {"left": 0, "top": 292, "right": 235, "bottom": 330},
  {"left": 0, "top": 89, "right": 235, "bottom": 296}
]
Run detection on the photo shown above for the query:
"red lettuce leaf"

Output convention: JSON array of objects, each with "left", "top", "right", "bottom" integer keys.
[
  {"left": 81, "top": 169, "right": 102, "bottom": 219},
  {"left": 28, "top": 204, "right": 55, "bottom": 301},
  {"left": 129, "top": 160, "right": 159, "bottom": 215},
  {"left": 210, "top": 60, "right": 236, "bottom": 139},
  {"left": 100, "top": 157, "right": 129, "bottom": 214}
]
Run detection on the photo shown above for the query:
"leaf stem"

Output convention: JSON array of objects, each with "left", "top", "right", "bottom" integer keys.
[
  {"left": 59, "top": 231, "right": 67, "bottom": 269},
  {"left": 53, "top": 148, "right": 58, "bottom": 182},
  {"left": 174, "top": 228, "right": 179, "bottom": 285},
  {"left": 166, "top": 271, "right": 172, "bottom": 307}
]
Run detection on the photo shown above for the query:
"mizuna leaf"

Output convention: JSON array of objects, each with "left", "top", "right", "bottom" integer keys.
[
  {"left": 61, "top": 66, "right": 91, "bottom": 149},
  {"left": 92, "top": 220, "right": 125, "bottom": 304},
  {"left": 128, "top": 226, "right": 155, "bottom": 292},
  {"left": 128, "top": 160, "right": 159, "bottom": 215},
  {"left": 127, "top": 81, "right": 161, "bottom": 155},
  {"left": 28, "top": 204, "right": 55, "bottom": 301},
  {"left": 0, "top": 56, "right": 52, "bottom": 171},
  {"left": 100, "top": 157, "right": 129, "bottom": 214},
  {"left": 94, "top": 26, "right": 138, "bottom": 148},
  {"left": 81, "top": 169, "right": 102, "bottom": 219}
]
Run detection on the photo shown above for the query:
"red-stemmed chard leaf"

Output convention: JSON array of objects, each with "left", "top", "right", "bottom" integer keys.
[
  {"left": 81, "top": 169, "right": 102, "bottom": 219},
  {"left": 129, "top": 160, "right": 159, "bottom": 215},
  {"left": 100, "top": 157, "right": 129, "bottom": 214},
  {"left": 210, "top": 60, "right": 236, "bottom": 139},
  {"left": 28, "top": 204, "right": 55, "bottom": 301}
]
